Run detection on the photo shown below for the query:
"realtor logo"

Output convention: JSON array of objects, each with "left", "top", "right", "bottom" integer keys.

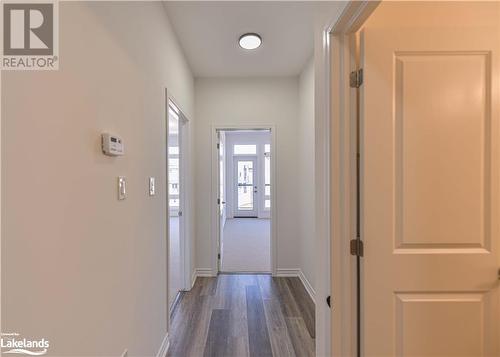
[
  {"left": 1, "top": 1, "right": 58, "bottom": 70},
  {"left": 4, "top": 3, "right": 53, "bottom": 55}
]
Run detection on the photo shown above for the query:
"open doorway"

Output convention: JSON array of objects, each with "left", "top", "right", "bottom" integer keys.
[
  {"left": 167, "top": 99, "right": 188, "bottom": 313},
  {"left": 216, "top": 129, "right": 273, "bottom": 273}
]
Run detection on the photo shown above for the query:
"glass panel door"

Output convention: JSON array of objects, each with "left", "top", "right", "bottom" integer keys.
[
  {"left": 168, "top": 102, "right": 183, "bottom": 313},
  {"left": 234, "top": 157, "right": 257, "bottom": 217}
]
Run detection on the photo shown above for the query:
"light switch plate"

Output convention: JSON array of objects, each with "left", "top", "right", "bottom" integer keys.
[
  {"left": 118, "top": 176, "right": 126, "bottom": 200},
  {"left": 149, "top": 177, "right": 155, "bottom": 196}
]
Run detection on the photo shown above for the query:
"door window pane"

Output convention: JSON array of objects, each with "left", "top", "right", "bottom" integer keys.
[
  {"left": 238, "top": 187, "right": 253, "bottom": 210},
  {"left": 234, "top": 144, "right": 257, "bottom": 155},
  {"left": 169, "top": 159, "right": 179, "bottom": 195},
  {"left": 237, "top": 160, "right": 254, "bottom": 210},
  {"left": 265, "top": 157, "right": 270, "bottom": 186},
  {"left": 169, "top": 198, "right": 179, "bottom": 208},
  {"left": 168, "top": 146, "right": 179, "bottom": 155},
  {"left": 238, "top": 161, "right": 254, "bottom": 185},
  {"left": 264, "top": 152, "right": 271, "bottom": 210}
]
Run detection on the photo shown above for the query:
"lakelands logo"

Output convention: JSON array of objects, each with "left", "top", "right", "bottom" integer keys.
[
  {"left": 1, "top": 332, "right": 50, "bottom": 355},
  {"left": 1, "top": 1, "right": 59, "bottom": 70}
]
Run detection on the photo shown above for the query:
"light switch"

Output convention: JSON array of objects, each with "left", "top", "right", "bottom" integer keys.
[
  {"left": 149, "top": 177, "right": 155, "bottom": 196},
  {"left": 118, "top": 176, "right": 126, "bottom": 200}
]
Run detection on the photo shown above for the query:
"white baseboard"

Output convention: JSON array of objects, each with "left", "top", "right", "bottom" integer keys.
[
  {"left": 191, "top": 268, "right": 216, "bottom": 288},
  {"left": 298, "top": 270, "right": 316, "bottom": 304},
  {"left": 195, "top": 268, "right": 214, "bottom": 277},
  {"left": 191, "top": 269, "right": 197, "bottom": 289},
  {"left": 275, "top": 268, "right": 301, "bottom": 277},
  {"left": 275, "top": 268, "right": 316, "bottom": 303},
  {"left": 156, "top": 333, "right": 169, "bottom": 357},
  {"left": 220, "top": 270, "right": 272, "bottom": 274}
]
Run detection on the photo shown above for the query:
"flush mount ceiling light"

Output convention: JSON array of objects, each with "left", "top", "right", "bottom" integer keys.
[{"left": 239, "top": 33, "right": 262, "bottom": 50}]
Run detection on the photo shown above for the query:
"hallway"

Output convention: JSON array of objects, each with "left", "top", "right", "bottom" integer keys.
[{"left": 168, "top": 274, "right": 315, "bottom": 357}]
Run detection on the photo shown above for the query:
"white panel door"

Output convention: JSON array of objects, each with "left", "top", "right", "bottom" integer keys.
[{"left": 360, "top": 3, "right": 500, "bottom": 356}]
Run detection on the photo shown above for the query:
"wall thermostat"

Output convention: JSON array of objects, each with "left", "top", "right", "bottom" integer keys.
[{"left": 102, "top": 133, "right": 124, "bottom": 156}]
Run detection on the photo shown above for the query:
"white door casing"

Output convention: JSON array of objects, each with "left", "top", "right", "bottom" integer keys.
[
  {"left": 360, "top": 2, "right": 500, "bottom": 356},
  {"left": 211, "top": 125, "right": 277, "bottom": 276}
]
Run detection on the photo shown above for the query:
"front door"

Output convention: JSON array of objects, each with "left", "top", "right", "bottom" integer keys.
[
  {"left": 360, "top": 2, "right": 500, "bottom": 356},
  {"left": 234, "top": 156, "right": 257, "bottom": 217}
]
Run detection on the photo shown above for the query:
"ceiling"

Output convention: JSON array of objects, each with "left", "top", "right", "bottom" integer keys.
[{"left": 163, "top": 1, "right": 345, "bottom": 77}]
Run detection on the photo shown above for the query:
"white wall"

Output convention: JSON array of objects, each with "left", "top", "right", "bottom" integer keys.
[
  {"left": 194, "top": 77, "right": 299, "bottom": 272},
  {"left": 298, "top": 57, "right": 316, "bottom": 290},
  {"left": 1, "top": 2, "right": 194, "bottom": 356}
]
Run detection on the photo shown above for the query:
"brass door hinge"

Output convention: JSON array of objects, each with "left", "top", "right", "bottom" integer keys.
[
  {"left": 350, "top": 239, "right": 364, "bottom": 257},
  {"left": 350, "top": 69, "right": 363, "bottom": 88}
]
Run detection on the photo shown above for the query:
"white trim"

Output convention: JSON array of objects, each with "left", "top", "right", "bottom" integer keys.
[
  {"left": 164, "top": 88, "right": 171, "bottom": 348},
  {"left": 275, "top": 268, "right": 301, "bottom": 277},
  {"left": 191, "top": 268, "right": 197, "bottom": 289},
  {"left": 210, "top": 124, "right": 277, "bottom": 277},
  {"left": 328, "top": 2, "right": 380, "bottom": 357},
  {"left": 220, "top": 270, "right": 272, "bottom": 274},
  {"left": 314, "top": 20, "right": 334, "bottom": 357},
  {"left": 313, "top": 4, "right": 381, "bottom": 356},
  {"left": 298, "top": 270, "right": 316, "bottom": 304},
  {"left": 165, "top": 89, "right": 194, "bottom": 346},
  {"left": 156, "top": 333, "right": 170, "bottom": 357},
  {"left": 275, "top": 269, "right": 316, "bottom": 304},
  {"left": 190, "top": 268, "right": 215, "bottom": 289},
  {"left": 195, "top": 268, "right": 215, "bottom": 277}
]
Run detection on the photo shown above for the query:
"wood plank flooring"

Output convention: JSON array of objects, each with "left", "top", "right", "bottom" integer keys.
[{"left": 167, "top": 274, "right": 315, "bottom": 357}]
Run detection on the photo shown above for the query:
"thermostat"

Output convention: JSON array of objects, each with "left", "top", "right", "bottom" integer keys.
[{"left": 102, "top": 133, "right": 124, "bottom": 156}]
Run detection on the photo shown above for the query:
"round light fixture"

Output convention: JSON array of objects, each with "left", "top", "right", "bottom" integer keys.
[{"left": 239, "top": 33, "right": 262, "bottom": 50}]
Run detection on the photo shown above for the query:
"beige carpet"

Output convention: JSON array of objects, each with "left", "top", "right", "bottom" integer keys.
[{"left": 221, "top": 218, "right": 271, "bottom": 272}]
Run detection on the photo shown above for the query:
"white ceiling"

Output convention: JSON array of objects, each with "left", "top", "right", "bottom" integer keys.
[{"left": 163, "top": 1, "right": 345, "bottom": 77}]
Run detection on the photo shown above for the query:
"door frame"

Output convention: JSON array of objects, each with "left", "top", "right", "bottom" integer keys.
[
  {"left": 210, "top": 125, "right": 277, "bottom": 276},
  {"left": 165, "top": 90, "right": 192, "bottom": 327},
  {"left": 233, "top": 155, "right": 258, "bottom": 218},
  {"left": 327, "top": 2, "right": 379, "bottom": 356}
]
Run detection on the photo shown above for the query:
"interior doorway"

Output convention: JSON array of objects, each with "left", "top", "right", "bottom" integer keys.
[
  {"left": 167, "top": 99, "right": 188, "bottom": 313},
  {"left": 215, "top": 129, "right": 273, "bottom": 273}
]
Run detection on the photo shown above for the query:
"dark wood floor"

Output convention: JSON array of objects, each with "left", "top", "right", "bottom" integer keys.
[{"left": 167, "top": 274, "right": 315, "bottom": 357}]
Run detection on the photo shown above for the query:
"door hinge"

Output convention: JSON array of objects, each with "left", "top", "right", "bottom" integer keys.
[
  {"left": 216, "top": 143, "right": 220, "bottom": 149},
  {"left": 217, "top": 198, "right": 221, "bottom": 205},
  {"left": 326, "top": 295, "right": 332, "bottom": 308},
  {"left": 350, "top": 69, "right": 363, "bottom": 88},
  {"left": 217, "top": 253, "right": 221, "bottom": 260},
  {"left": 350, "top": 239, "right": 364, "bottom": 257}
]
